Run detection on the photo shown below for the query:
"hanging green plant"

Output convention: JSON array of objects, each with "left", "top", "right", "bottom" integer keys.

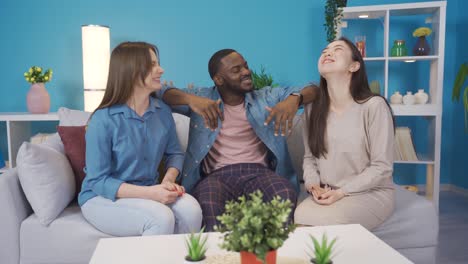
[
  {"left": 324, "top": 0, "right": 348, "bottom": 43},
  {"left": 452, "top": 62, "right": 468, "bottom": 132}
]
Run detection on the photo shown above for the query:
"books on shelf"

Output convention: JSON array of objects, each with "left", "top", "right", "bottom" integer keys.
[{"left": 394, "top": 127, "right": 419, "bottom": 161}]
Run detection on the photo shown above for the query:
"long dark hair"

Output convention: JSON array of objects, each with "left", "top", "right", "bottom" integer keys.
[
  {"left": 95, "top": 41, "right": 159, "bottom": 111},
  {"left": 307, "top": 37, "right": 394, "bottom": 158}
]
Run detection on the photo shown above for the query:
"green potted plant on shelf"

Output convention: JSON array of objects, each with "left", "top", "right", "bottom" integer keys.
[
  {"left": 452, "top": 62, "right": 468, "bottom": 132},
  {"left": 184, "top": 227, "right": 208, "bottom": 263},
  {"left": 324, "top": 0, "right": 348, "bottom": 42},
  {"left": 251, "top": 66, "right": 278, "bottom": 90},
  {"left": 308, "top": 233, "right": 337, "bottom": 264},
  {"left": 215, "top": 190, "right": 296, "bottom": 264}
]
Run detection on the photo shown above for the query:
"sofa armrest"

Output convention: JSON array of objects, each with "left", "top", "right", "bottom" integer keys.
[{"left": 0, "top": 168, "right": 33, "bottom": 264}]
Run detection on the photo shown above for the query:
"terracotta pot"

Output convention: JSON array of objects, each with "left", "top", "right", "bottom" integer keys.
[
  {"left": 240, "top": 250, "right": 277, "bottom": 264},
  {"left": 26, "top": 83, "right": 50, "bottom": 114}
]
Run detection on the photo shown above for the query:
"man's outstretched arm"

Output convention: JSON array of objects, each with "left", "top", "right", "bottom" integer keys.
[
  {"left": 162, "top": 88, "right": 223, "bottom": 130},
  {"left": 264, "top": 84, "right": 319, "bottom": 136}
]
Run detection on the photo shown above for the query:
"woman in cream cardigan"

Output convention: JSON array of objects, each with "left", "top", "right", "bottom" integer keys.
[{"left": 294, "top": 37, "right": 395, "bottom": 230}]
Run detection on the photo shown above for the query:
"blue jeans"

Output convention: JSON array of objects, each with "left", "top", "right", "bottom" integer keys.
[{"left": 81, "top": 194, "right": 202, "bottom": 236}]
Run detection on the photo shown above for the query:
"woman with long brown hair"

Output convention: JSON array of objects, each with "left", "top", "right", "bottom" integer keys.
[
  {"left": 294, "top": 37, "right": 395, "bottom": 230},
  {"left": 78, "top": 42, "right": 202, "bottom": 236}
]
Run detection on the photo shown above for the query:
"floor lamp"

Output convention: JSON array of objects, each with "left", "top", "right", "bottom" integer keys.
[{"left": 81, "top": 25, "right": 110, "bottom": 112}]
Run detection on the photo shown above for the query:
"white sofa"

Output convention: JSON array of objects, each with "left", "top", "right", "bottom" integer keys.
[{"left": 0, "top": 112, "right": 438, "bottom": 264}]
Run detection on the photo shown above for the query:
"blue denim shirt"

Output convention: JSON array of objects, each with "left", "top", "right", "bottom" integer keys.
[
  {"left": 160, "top": 86, "right": 301, "bottom": 193},
  {"left": 78, "top": 97, "right": 184, "bottom": 206}
]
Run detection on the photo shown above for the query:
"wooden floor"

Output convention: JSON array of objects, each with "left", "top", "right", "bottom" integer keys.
[{"left": 437, "top": 191, "right": 468, "bottom": 264}]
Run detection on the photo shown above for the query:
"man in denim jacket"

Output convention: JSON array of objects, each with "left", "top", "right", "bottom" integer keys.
[{"left": 159, "top": 49, "right": 317, "bottom": 230}]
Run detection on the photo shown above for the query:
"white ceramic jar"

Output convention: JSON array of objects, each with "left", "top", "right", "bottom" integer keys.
[
  {"left": 403, "top": 91, "right": 415, "bottom": 105},
  {"left": 415, "top": 89, "right": 429, "bottom": 104},
  {"left": 390, "top": 91, "right": 403, "bottom": 104}
]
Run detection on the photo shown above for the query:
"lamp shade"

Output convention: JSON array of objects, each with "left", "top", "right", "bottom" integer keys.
[{"left": 81, "top": 25, "right": 110, "bottom": 112}]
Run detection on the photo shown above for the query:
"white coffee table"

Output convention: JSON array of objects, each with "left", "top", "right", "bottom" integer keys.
[{"left": 89, "top": 224, "right": 412, "bottom": 264}]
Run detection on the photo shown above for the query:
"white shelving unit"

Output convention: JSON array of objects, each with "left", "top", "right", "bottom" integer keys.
[
  {"left": 338, "top": 1, "right": 446, "bottom": 210},
  {"left": 0, "top": 113, "right": 59, "bottom": 172}
]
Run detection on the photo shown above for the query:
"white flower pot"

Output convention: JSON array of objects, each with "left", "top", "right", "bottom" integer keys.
[
  {"left": 414, "top": 89, "right": 429, "bottom": 104},
  {"left": 403, "top": 91, "right": 415, "bottom": 105},
  {"left": 390, "top": 91, "right": 403, "bottom": 104}
]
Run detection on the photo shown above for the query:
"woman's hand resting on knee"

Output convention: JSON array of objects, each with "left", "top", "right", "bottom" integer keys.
[
  {"left": 311, "top": 188, "right": 346, "bottom": 205},
  {"left": 145, "top": 185, "right": 179, "bottom": 204}
]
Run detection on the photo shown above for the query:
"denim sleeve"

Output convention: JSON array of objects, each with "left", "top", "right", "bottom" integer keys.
[
  {"left": 157, "top": 85, "right": 193, "bottom": 116},
  {"left": 263, "top": 86, "right": 302, "bottom": 105},
  {"left": 163, "top": 115, "right": 185, "bottom": 174},
  {"left": 85, "top": 111, "right": 124, "bottom": 201}
]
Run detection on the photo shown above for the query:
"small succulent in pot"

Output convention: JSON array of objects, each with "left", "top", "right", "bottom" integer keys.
[
  {"left": 185, "top": 227, "right": 208, "bottom": 263},
  {"left": 308, "top": 233, "right": 337, "bottom": 264}
]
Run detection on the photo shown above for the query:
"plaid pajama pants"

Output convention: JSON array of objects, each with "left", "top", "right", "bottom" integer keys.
[{"left": 191, "top": 163, "right": 297, "bottom": 231}]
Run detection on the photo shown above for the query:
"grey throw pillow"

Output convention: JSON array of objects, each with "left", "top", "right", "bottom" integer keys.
[{"left": 16, "top": 142, "right": 75, "bottom": 226}]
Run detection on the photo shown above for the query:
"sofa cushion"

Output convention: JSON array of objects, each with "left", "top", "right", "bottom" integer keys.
[
  {"left": 20, "top": 204, "right": 112, "bottom": 264},
  {"left": 373, "top": 185, "right": 438, "bottom": 249},
  {"left": 58, "top": 126, "right": 87, "bottom": 194},
  {"left": 287, "top": 115, "right": 305, "bottom": 181},
  {"left": 58, "top": 107, "right": 92, "bottom": 126},
  {"left": 172, "top": 113, "right": 189, "bottom": 152},
  {"left": 16, "top": 142, "right": 75, "bottom": 226}
]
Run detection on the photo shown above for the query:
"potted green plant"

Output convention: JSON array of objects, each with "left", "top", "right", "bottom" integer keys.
[
  {"left": 251, "top": 66, "right": 277, "bottom": 90},
  {"left": 324, "top": 0, "right": 348, "bottom": 42},
  {"left": 23, "top": 66, "right": 53, "bottom": 114},
  {"left": 184, "top": 227, "right": 208, "bottom": 263},
  {"left": 308, "top": 233, "right": 337, "bottom": 264},
  {"left": 215, "top": 190, "right": 296, "bottom": 264},
  {"left": 452, "top": 62, "right": 468, "bottom": 132}
]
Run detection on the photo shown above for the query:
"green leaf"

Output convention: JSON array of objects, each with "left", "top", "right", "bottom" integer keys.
[
  {"left": 453, "top": 63, "right": 468, "bottom": 101},
  {"left": 464, "top": 86, "right": 468, "bottom": 132}
]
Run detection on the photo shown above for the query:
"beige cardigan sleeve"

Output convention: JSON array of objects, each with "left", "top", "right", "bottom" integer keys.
[
  {"left": 302, "top": 104, "right": 321, "bottom": 190},
  {"left": 341, "top": 98, "right": 394, "bottom": 194}
]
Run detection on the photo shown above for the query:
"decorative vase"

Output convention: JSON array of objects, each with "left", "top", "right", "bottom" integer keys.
[
  {"left": 26, "top": 83, "right": 50, "bottom": 114},
  {"left": 413, "top": 36, "right": 431, "bottom": 56},
  {"left": 403, "top": 91, "right": 415, "bottom": 105},
  {"left": 390, "top": 91, "right": 403, "bottom": 104},
  {"left": 391, "top": 40, "right": 408, "bottom": 57},
  {"left": 414, "top": 89, "right": 429, "bottom": 104},
  {"left": 240, "top": 250, "right": 277, "bottom": 264},
  {"left": 184, "top": 256, "right": 206, "bottom": 264}
]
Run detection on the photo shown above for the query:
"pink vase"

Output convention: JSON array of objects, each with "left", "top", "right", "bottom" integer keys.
[{"left": 26, "top": 83, "right": 50, "bottom": 114}]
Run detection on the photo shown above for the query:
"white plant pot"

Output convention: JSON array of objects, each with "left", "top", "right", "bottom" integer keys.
[
  {"left": 390, "top": 91, "right": 403, "bottom": 104},
  {"left": 403, "top": 91, "right": 415, "bottom": 105},
  {"left": 414, "top": 89, "right": 429, "bottom": 104}
]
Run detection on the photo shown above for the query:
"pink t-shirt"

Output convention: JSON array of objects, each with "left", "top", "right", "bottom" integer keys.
[{"left": 202, "top": 103, "right": 268, "bottom": 174}]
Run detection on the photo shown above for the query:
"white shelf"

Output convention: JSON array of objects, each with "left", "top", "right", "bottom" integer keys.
[
  {"left": 394, "top": 153, "right": 435, "bottom": 164},
  {"left": 343, "top": 1, "right": 444, "bottom": 16},
  {"left": 0, "top": 112, "right": 58, "bottom": 121},
  {"left": 339, "top": 1, "right": 446, "bottom": 210},
  {"left": 390, "top": 104, "right": 439, "bottom": 116},
  {"left": 0, "top": 113, "right": 59, "bottom": 168},
  {"left": 364, "top": 57, "right": 386, "bottom": 61},
  {"left": 388, "top": 55, "right": 439, "bottom": 61}
]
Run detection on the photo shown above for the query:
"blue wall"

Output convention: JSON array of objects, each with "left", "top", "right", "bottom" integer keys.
[{"left": 0, "top": 0, "right": 466, "bottom": 187}]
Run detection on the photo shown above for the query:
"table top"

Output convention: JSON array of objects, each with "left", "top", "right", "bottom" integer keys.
[{"left": 90, "top": 224, "right": 412, "bottom": 264}]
